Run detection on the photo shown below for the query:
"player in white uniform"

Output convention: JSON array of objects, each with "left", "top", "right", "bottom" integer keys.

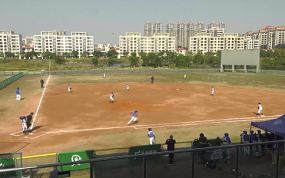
[
  {"left": 127, "top": 110, "right": 138, "bottom": 125},
  {"left": 68, "top": 84, "right": 71, "bottom": 93},
  {"left": 184, "top": 74, "right": 186, "bottom": 79},
  {"left": 126, "top": 84, "right": 129, "bottom": 91},
  {"left": 103, "top": 73, "right": 106, "bottom": 78},
  {"left": 110, "top": 92, "right": 114, "bottom": 103},
  {"left": 257, "top": 102, "right": 263, "bottom": 117},
  {"left": 20, "top": 116, "right": 28, "bottom": 134},
  {"left": 211, "top": 86, "right": 214, "bottom": 96}
]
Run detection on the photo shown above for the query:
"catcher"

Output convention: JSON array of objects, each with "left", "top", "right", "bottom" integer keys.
[{"left": 110, "top": 92, "right": 115, "bottom": 103}]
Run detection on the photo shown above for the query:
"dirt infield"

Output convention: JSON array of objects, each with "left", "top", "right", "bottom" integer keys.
[{"left": 2, "top": 82, "right": 285, "bottom": 155}]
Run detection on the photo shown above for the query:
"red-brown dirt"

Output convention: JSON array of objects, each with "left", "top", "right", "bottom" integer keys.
[{"left": 2, "top": 83, "right": 285, "bottom": 156}]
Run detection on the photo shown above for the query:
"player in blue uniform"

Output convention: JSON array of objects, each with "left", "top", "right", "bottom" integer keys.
[
  {"left": 148, "top": 128, "right": 156, "bottom": 145},
  {"left": 127, "top": 110, "right": 138, "bottom": 125}
]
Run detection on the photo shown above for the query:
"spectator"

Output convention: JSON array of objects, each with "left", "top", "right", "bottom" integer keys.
[
  {"left": 198, "top": 133, "right": 208, "bottom": 162},
  {"left": 165, "top": 135, "right": 176, "bottom": 165},
  {"left": 241, "top": 131, "right": 250, "bottom": 156},
  {"left": 49, "top": 166, "right": 59, "bottom": 178},
  {"left": 250, "top": 131, "right": 257, "bottom": 155},
  {"left": 264, "top": 131, "right": 270, "bottom": 151},
  {"left": 198, "top": 133, "right": 208, "bottom": 147},
  {"left": 223, "top": 133, "right": 232, "bottom": 159},
  {"left": 256, "top": 130, "right": 263, "bottom": 154}
]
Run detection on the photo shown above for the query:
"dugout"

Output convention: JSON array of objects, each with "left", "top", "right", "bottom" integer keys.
[{"left": 220, "top": 49, "right": 260, "bottom": 73}]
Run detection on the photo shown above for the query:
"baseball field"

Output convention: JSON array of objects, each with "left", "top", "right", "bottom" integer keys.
[{"left": 1, "top": 72, "right": 285, "bottom": 156}]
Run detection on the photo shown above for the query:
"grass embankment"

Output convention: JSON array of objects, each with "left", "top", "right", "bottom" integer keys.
[{"left": 0, "top": 58, "right": 132, "bottom": 71}]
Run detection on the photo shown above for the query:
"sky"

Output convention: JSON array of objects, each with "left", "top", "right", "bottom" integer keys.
[{"left": 1, "top": 0, "right": 285, "bottom": 44}]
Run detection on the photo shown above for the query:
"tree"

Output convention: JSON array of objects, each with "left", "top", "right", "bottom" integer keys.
[
  {"left": 193, "top": 51, "right": 204, "bottom": 65},
  {"left": 107, "top": 58, "right": 115, "bottom": 66},
  {"left": 43, "top": 51, "right": 56, "bottom": 59},
  {"left": 92, "top": 57, "right": 99, "bottom": 66},
  {"left": 92, "top": 51, "right": 102, "bottom": 58},
  {"left": 123, "top": 52, "right": 129, "bottom": 58},
  {"left": 275, "top": 43, "right": 285, "bottom": 49},
  {"left": 55, "top": 55, "right": 65, "bottom": 64},
  {"left": 107, "top": 50, "right": 118, "bottom": 58},
  {"left": 82, "top": 52, "right": 89, "bottom": 58},
  {"left": 0, "top": 52, "right": 4, "bottom": 58},
  {"left": 64, "top": 52, "right": 70, "bottom": 58},
  {"left": 129, "top": 52, "right": 139, "bottom": 67},
  {"left": 5, "top": 52, "right": 14, "bottom": 58},
  {"left": 25, "top": 51, "right": 38, "bottom": 59},
  {"left": 71, "top": 50, "right": 79, "bottom": 58}
]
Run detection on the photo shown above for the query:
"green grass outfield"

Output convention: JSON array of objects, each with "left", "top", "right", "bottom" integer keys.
[{"left": 49, "top": 72, "right": 285, "bottom": 91}]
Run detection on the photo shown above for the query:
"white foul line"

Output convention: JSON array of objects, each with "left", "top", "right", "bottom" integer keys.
[{"left": 30, "top": 75, "right": 51, "bottom": 130}]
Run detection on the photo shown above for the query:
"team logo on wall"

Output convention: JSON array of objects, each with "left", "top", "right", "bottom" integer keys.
[
  {"left": 71, "top": 154, "right": 82, "bottom": 167},
  {"left": 273, "top": 120, "right": 282, "bottom": 126}
]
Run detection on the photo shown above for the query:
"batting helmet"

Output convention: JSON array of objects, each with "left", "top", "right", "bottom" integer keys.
[
  {"left": 224, "top": 133, "right": 229, "bottom": 136},
  {"left": 148, "top": 128, "right": 152, "bottom": 131}
]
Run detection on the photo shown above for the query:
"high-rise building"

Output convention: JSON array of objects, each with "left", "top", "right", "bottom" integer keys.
[
  {"left": 243, "top": 26, "right": 285, "bottom": 49},
  {"left": 166, "top": 21, "right": 205, "bottom": 49},
  {"left": 153, "top": 22, "right": 163, "bottom": 34},
  {"left": 33, "top": 30, "right": 94, "bottom": 56},
  {"left": 189, "top": 33, "right": 259, "bottom": 55},
  {"left": 119, "top": 32, "right": 175, "bottom": 55},
  {"left": 0, "top": 30, "right": 22, "bottom": 53},
  {"left": 144, "top": 22, "right": 163, "bottom": 36}
]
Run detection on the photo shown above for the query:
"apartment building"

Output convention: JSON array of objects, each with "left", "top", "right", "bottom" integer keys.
[
  {"left": 243, "top": 26, "right": 285, "bottom": 49},
  {"left": 22, "top": 36, "right": 34, "bottom": 47},
  {"left": 166, "top": 21, "right": 205, "bottom": 48},
  {"left": 144, "top": 22, "right": 163, "bottom": 36},
  {"left": 189, "top": 33, "right": 256, "bottom": 55},
  {"left": 119, "top": 32, "right": 175, "bottom": 56},
  {"left": 0, "top": 30, "right": 22, "bottom": 53},
  {"left": 33, "top": 30, "right": 94, "bottom": 56}
]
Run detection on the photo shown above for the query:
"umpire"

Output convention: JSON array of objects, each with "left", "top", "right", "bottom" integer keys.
[
  {"left": 26, "top": 112, "right": 34, "bottom": 131},
  {"left": 40, "top": 79, "right": 44, "bottom": 88},
  {"left": 165, "top": 135, "right": 176, "bottom": 165}
]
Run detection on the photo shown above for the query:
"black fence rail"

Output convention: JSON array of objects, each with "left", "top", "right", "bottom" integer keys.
[{"left": 0, "top": 140, "right": 284, "bottom": 178}]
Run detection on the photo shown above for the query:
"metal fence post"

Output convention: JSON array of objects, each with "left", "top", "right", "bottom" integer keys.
[
  {"left": 235, "top": 146, "right": 239, "bottom": 178},
  {"left": 276, "top": 143, "right": 280, "bottom": 178},
  {"left": 29, "top": 168, "right": 33, "bottom": 178},
  {"left": 143, "top": 156, "right": 146, "bottom": 178},
  {"left": 191, "top": 151, "right": 195, "bottom": 178},
  {"left": 90, "top": 162, "right": 94, "bottom": 178}
]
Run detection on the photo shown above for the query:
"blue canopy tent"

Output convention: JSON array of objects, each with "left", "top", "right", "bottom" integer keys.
[{"left": 251, "top": 114, "right": 285, "bottom": 137}]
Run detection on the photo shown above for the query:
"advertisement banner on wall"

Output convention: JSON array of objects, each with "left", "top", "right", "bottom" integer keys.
[{"left": 58, "top": 150, "right": 95, "bottom": 171}]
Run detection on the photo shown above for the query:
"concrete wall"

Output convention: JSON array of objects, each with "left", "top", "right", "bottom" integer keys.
[{"left": 221, "top": 49, "right": 260, "bottom": 72}]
